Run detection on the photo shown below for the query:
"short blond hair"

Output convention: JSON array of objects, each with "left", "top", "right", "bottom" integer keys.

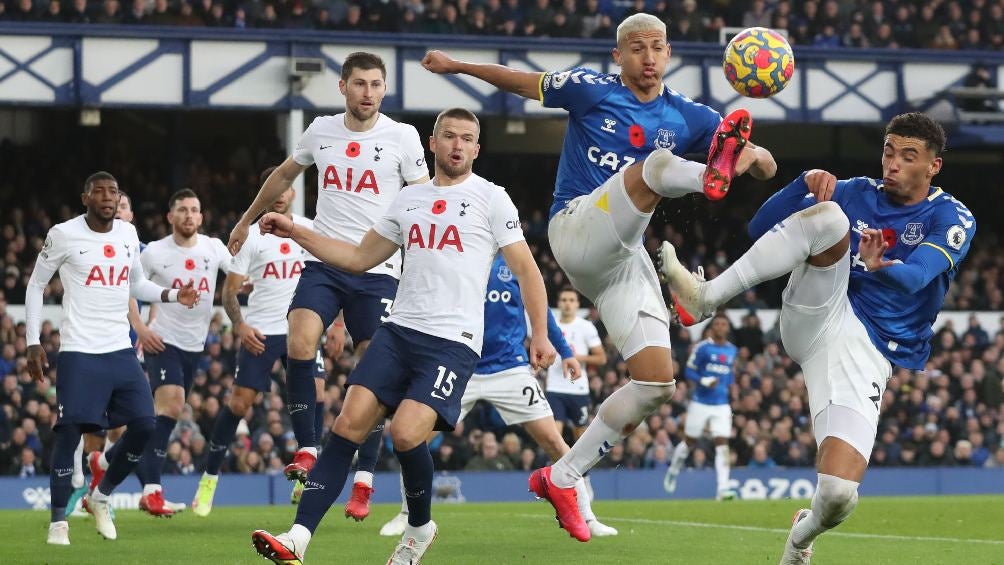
[{"left": 616, "top": 13, "right": 666, "bottom": 45}]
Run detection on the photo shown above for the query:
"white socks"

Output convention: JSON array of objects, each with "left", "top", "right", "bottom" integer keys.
[
  {"left": 91, "top": 486, "right": 110, "bottom": 501},
  {"left": 203, "top": 472, "right": 218, "bottom": 480},
  {"left": 354, "top": 471, "right": 374, "bottom": 487},
  {"left": 641, "top": 148, "right": 705, "bottom": 199},
  {"left": 300, "top": 447, "right": 318, "bottom": 457},
  {"left": 668, "top": 441, "right": 689, "bottom": 476},
  {"left": 791, "top": 473, "right": 860, "bottom": 549},
  {"left": 404, "top": 520, "right": 436, "bottom": 542},
  {"left": 705, "top": 201, "right": 849, "bottom": 307},
  {"left": 574, "top": 478, "right": 596, "bottom": 522},
  {"left": 288, "top": 523, "right": 312, "bottom": 551},
  {"left": 142, "top": 484, "right": 161, "bottom": 496},
  {"left": 71, "top": 438, "right": 85, "bottom": 489},
  {"left": 398, "top": 473, "right": 409, "bottom": 514},
  {"left": 551, "top": 380, "right": 676, "bottom": 488},
  {"left": 714, "top": 444, "right": 730, "bottom": 493}
]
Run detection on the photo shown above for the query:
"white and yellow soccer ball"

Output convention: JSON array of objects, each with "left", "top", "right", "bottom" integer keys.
[{"left": 722, "top": 27, "right": 795, "bottom": 98}]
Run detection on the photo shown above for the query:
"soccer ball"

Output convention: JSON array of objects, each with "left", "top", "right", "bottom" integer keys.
[{"left": 722, "top": 27, "right": 795, "bottom": 98}]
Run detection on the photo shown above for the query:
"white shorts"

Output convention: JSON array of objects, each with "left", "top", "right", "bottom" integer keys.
[
  {"left": 548, "top": 171, "right": 671, "bottom": 359},
  {"left": 779, "top": 252, "right": 891, "bottom": 455},
  {"left": 684, "top": 401, "right": 732, "bottom": 439},
  {"left": 457, "top": 365, "right": 553, "bottom": 426}
]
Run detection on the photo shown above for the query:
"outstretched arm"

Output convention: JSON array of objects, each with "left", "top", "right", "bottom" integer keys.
[
  {"left": 422, "top": 50, "right": 543, "bottom": 101},
  {"left": 259, "top": 213, "right": 398, "bottom": 274},
  {"left": 229, "top": 156, "right": 307, "bottom": 255}
]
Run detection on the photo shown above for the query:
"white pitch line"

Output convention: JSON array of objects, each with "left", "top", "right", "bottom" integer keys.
[{"left": 511, "top": 513, "right": 1004, "bottom": 546}]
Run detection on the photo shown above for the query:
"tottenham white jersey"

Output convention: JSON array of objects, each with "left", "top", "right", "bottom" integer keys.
[
  {"left": 293, "top": 113, "right": 428, "bottom": 279},
  {"left": 546, "top": 317, "right": 602, "bottom": 395},
  {"left": 28, "top": 216, "right": 148, "bottom": 354},
  {"left": 229, "top": 214, "right": 313, "bottom": 336},
  {"left": 372, "top": 173, "right": 524, "bottom": 355},
  {"left": 142, "top": 234, "right": 232, "bottom": 352}
]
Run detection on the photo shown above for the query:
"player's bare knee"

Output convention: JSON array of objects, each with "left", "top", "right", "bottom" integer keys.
[
  {"left": 332, "top": 413, "right": 368, "bottom": 444},
  {"left": 228, "top": 388, "right": 256, "bottom": 416},
  {"left": 389, "top": 421, "right": 426, "bottom": 452},
  {"left": 287, "top": 333, "right": 318, "bottom": 361},
  {"left": 815, "top": 474, "right": 859, "bottom": 528}
]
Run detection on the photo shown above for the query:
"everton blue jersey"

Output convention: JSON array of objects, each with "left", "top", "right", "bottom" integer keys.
[
  {"left": 539, "top": 67, "right": 722, "bottom": 218},
  {"left": 831, "top": 177, "right": 976, "bottom": 370},
  {"left": 477, "top": 254, "right": 574, "bottom": 375},
  {"left": 684, "top": 339, "right": 736, "bottom": 405}
]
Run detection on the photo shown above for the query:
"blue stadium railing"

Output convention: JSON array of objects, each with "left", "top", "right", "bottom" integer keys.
[{"left": 1, "top": 22, "right": 1002, "bottom": 122}]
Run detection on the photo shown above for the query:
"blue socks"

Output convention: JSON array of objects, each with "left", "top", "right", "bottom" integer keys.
[
  {"left": 135, "top": 415, "right": 175, "bottom": 486},
  {"left": 50, "top": 425, "right": 82, "bottom": 522},
  {"left": 286, "top": 359, "right": 317, "bottom": 449},
  {"left": 100, "top": 417, "right": 155, "bottom": 494},
  {"left": 356, "top": 424, "right": 384, "bottom": 474},
  {"left": 206, "top": 407, "right": 242, "bottom": 475},
  {"left": 314, "top": 400, "right": 326, "bottom": 446},
  {"left": 395, "top": 443, "right": 433, "bottom": 527},
  {"left": 293, "top": 433, "right": 359, "bottom": 533}
]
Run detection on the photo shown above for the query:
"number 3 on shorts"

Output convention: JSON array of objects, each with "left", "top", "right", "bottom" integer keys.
[
  {"left": 431, "top": 365, "right": 457, "bottom": 400},
  {"left": 380, "top": 298, "right": 393, "bottom": 322}
]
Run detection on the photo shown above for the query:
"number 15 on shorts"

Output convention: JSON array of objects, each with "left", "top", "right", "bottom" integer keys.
[{"left": 431, "top": 366, "right": 457, "bottom": 400}]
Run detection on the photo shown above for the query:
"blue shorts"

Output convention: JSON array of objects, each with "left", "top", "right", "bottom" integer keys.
[
  {"left": 56, "top": 349, "right": 155, "bottom": 431},
  {"left": 347, "top": 323, "right": 479, "bottom": 431},
  {"left": 236, "top": 335, "right": 326, "bottom": 392},
  {"left": 547, "top": 391, "right": 591, "bottom": 427},
  {"left": 288, "top": 261, "right": 398, "bottom": 344},
  {"left": 145, "top": 343, "right": 201, "bottom": 394}
]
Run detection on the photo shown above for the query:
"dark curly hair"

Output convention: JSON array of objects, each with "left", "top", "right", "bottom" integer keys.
[{"left": 885, "top": 112, "right": 947, "bottom": 156}]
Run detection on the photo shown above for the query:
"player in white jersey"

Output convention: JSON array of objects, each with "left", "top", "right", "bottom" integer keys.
[
  {"left": 422, "top": 14, "right": 777, "bottom": 539},
  {"left": 190, "top": 169, "right": 321, "bottom": 516},
  {"left": 116, "top": 188, "right": 231, "bottom": 517},
  {"left": 545, "top": 288, "right": 607, "bottom": 439},
  {"left": 67, "top": 190, "right": 138, "bottom": 516},
  {"left": 26, "top": 172, "right": 198, "bottom": 545},
  {"left": 250, "top": 108, "right": 554, "bottom": 565},
  {"left": 227, "top": 53, "right": 430, "bottom": 494}
]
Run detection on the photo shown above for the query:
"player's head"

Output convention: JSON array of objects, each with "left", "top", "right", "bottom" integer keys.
[
  {"left": 81, "top": 171, "right": 120, "bottom": 223},
  {"left": 116, "top": 190, "right": 134, "bottom": 223},
  {"left": 260, "top": 166, "right": 294, "bottom": 215},
  {"left": 709, "top": 313, "right": 730, "bottom": 341},
  {"left": 558, "top": 286, "right": 580, "bottom": 316},
  {"left": 339, "top": 52, "right": 387, "bottom": 123},
  {"left": 431, "top": 107, "right": 480, "bottom": 179},
  {"left": 612, "top": 13, "right": 670, "bottom": 92},
  {"left": 167, "top": 188, "right": 202, "bottom": 238},
  {"left": 882, "top": 112, "right": 945, "bottom": 202}
]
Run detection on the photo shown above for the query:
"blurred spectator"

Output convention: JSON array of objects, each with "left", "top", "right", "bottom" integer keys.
[{"left": 464, "top": 432, "right": 514, "bottom": 471}]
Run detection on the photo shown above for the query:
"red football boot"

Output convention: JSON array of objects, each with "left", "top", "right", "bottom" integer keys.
[
  {"left": 139, "top": 490, "right": 176, "bottom": 518},
  {"left": 704, "top": 108, "right": 753, "bottom": 200},
  {"left": 251, "top": 530, "right": 304, "bottom": 564},
  {"left": 344, "top": 482, "right": 374, "bottom": 521},
  {"left": 283, "top": 449, "right": 317, "bottom": 482},
  {"left": 528, "top": 466, "right": 590, "bottom": 542}
]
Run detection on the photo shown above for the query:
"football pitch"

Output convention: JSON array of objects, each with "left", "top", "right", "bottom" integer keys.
[{"left": 8, "top": 496, "right": 1003, "bottom": 564}]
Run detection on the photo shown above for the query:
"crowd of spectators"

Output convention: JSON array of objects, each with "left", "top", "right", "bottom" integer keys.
[{"left": 5, "top": 0, "right": 1004, "bottom": 52}]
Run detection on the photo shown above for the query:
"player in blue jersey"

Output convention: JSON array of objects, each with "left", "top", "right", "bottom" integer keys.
[
  {"left": 661, "top": 113, "right": 975, "bottom": 564},
  {"left": 378, "top": 253, "right": 619, "bottom": 540},
  {"left": 422, "top": 13, "right": 777, "bottom": 538},
  {"left": 663, "top": 314, "right": 737, "bottom": 500}
]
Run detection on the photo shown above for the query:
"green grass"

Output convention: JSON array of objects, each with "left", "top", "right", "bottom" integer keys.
[{"left": 9, "top": 496, "right": 1004, "bottom": 564}]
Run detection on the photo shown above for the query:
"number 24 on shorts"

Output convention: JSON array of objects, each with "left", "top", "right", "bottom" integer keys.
[{"left": 431, "top": 366, "right": 457, "bottom": 400}]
